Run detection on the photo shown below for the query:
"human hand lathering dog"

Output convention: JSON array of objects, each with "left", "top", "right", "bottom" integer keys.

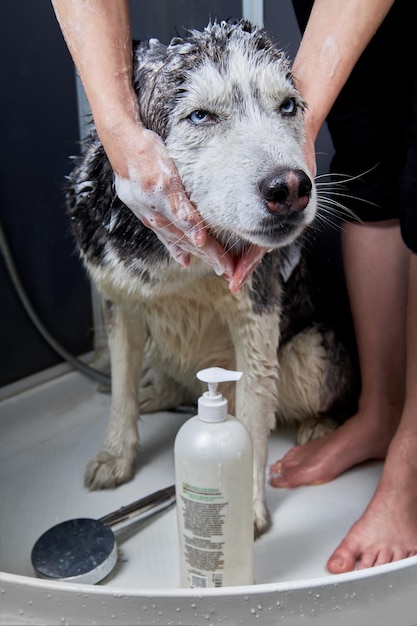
[
  {"left": 112, "top": 122, "right": 268, "bottom": 293},
  {"left": 110, "top": 122, "right": 234, "bottom": 276},
  {"left": 51, "top": 0, "right": 267, "bottom": 292}
]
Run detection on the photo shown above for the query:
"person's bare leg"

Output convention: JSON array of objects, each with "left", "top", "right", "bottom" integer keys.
[
  {"left": 327, "top": 251, "right": 417, "bottom": 572},
  {"left": 270, "top": 220, "right": 408, "bottom": 488}
]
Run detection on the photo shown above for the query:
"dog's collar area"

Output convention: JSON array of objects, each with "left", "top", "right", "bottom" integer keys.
[{"left": 279, "top": 242, "right": 302, "bottom": 282}]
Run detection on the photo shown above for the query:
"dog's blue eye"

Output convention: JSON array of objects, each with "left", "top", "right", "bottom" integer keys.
[
  {"left": 189, "top": 110, "right": 214, "bottom": 124},
  {"left": 280, "top": 98, "right": 297, "bottom": 117}
]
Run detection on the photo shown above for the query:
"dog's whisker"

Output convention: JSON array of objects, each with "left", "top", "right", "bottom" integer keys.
[
  {"left": 155, "top": 216, "right": 208, "bottom": 247},
  {"left": 223, "top": 234, "right": 242, "bottom": 255},
  {"left": 315, "top": 169, "right": 379, "bottom": 226},
  {"left": 316, "top": 198, "right": 363, "bottom": 225},
  {"left": 317, "top": 190, "right": 376, "bottom": 222},
  {"left": 321, "top": 191, "right": 378, "bottom": 209},
  {"left": 313, "top": 212, "right": 344, "bottom": 233},
  {"left": 315, "top": 165, "right": 379, "bottom": 188}
]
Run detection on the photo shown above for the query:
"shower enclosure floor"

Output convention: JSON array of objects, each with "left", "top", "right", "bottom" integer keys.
[{"left": 1, "top": 370, "right": 416, "bottom": 625}]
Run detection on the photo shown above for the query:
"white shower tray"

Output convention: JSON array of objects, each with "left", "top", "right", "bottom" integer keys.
[{"left": 1, "top": 370, "right": 416, "bottom": 624}]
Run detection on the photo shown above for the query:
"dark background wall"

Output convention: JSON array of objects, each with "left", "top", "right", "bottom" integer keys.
[
  {"left": 1, "top": 1, "right": 91, "bottom": 387},
  {"left": 1, "top": 1, "right": 349, "bottom": 389}
]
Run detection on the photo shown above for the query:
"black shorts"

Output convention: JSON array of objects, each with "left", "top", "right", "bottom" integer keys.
[
  {"left": 292, "top": 0, "right": 417, "bottom": 252},
  {"left": 400, "top": 58, "right": 417, "bottom": 252}
]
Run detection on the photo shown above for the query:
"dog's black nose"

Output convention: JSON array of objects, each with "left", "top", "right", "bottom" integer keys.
[{"left": 259, "top": 168, "right": 312, "bottom": 215}]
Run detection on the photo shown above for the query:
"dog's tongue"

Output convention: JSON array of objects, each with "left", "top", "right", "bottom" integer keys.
[{"left": 228, "top": 245, "right": 268, "bottom": 293}]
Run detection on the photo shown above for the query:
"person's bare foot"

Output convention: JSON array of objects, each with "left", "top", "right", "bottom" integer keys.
[
  {"left": 327, "top": 431, "right": 417, "bottom": 572},
  {"left": 269, "top": 405, "right": 399, "bottom": 488}
]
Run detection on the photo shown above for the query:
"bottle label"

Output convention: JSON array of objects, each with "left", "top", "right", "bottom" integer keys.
[{"left": 180, "top": 483, "right": 228, "bottom": 587}]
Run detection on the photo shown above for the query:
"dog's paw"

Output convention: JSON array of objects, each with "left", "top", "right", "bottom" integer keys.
[
  {"left": 139, "top": 385, "right": 166, "bottom": 412},
  {"left": 297, "top": 416, "right": 338, "bottom": 445},
  {"left": 139, "top": 378, "right": 195, "bottom": 413},
  {"left": 253, "top": 500, "right": 271, "bottom": 539},
  {"left": 84, "top": 452, "right": 136, "bottom": 490}
]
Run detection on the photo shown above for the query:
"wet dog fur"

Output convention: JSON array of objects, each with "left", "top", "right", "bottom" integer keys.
[{"left": 66, "top": 20, "right": 353, "bottom": 536}]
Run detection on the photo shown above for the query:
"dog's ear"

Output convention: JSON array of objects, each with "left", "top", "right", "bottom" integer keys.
[
  {"left": 132, "top": 39, "right": 170, "bottom": 135},
  {"left": 133, "top": 38, "right": 168, "bottom": 85},
  {"left": 168, "top": 36, "right": 198, "bottom": 53},
  {"left": 133, "top": 37, "right": 200, "bottom": 140}
]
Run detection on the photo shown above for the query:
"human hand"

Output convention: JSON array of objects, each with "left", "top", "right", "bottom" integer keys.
[
  {"left": 104, "top": 120, "right": 266, "bottom": 290},
  {"left": 112, "top": 125, "right": 233, "bottom": 274},
  {"left": 52, "top": 0, "right": 265, "bottom": 286}
]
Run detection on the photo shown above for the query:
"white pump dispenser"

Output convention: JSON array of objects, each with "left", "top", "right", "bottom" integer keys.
[
  {"left": 174, "top": 367, "right": 254, "bottom": 588},
  {"left": 196, "top": 366, "right": 242, "bottom": 422}
]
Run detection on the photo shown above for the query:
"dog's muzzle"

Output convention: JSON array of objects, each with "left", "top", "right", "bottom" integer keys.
[{"left": 259, "top": 168, "right": 312, "bottom": 216}]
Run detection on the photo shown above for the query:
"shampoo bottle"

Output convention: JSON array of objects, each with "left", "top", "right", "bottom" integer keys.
[{"left": 174, "top": 367, "right": 254, "bottom": 588}]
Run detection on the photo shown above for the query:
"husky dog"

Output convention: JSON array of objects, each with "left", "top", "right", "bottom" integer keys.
[{"left": 67, "top": 20, "right": 353, "bottom": 536}]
